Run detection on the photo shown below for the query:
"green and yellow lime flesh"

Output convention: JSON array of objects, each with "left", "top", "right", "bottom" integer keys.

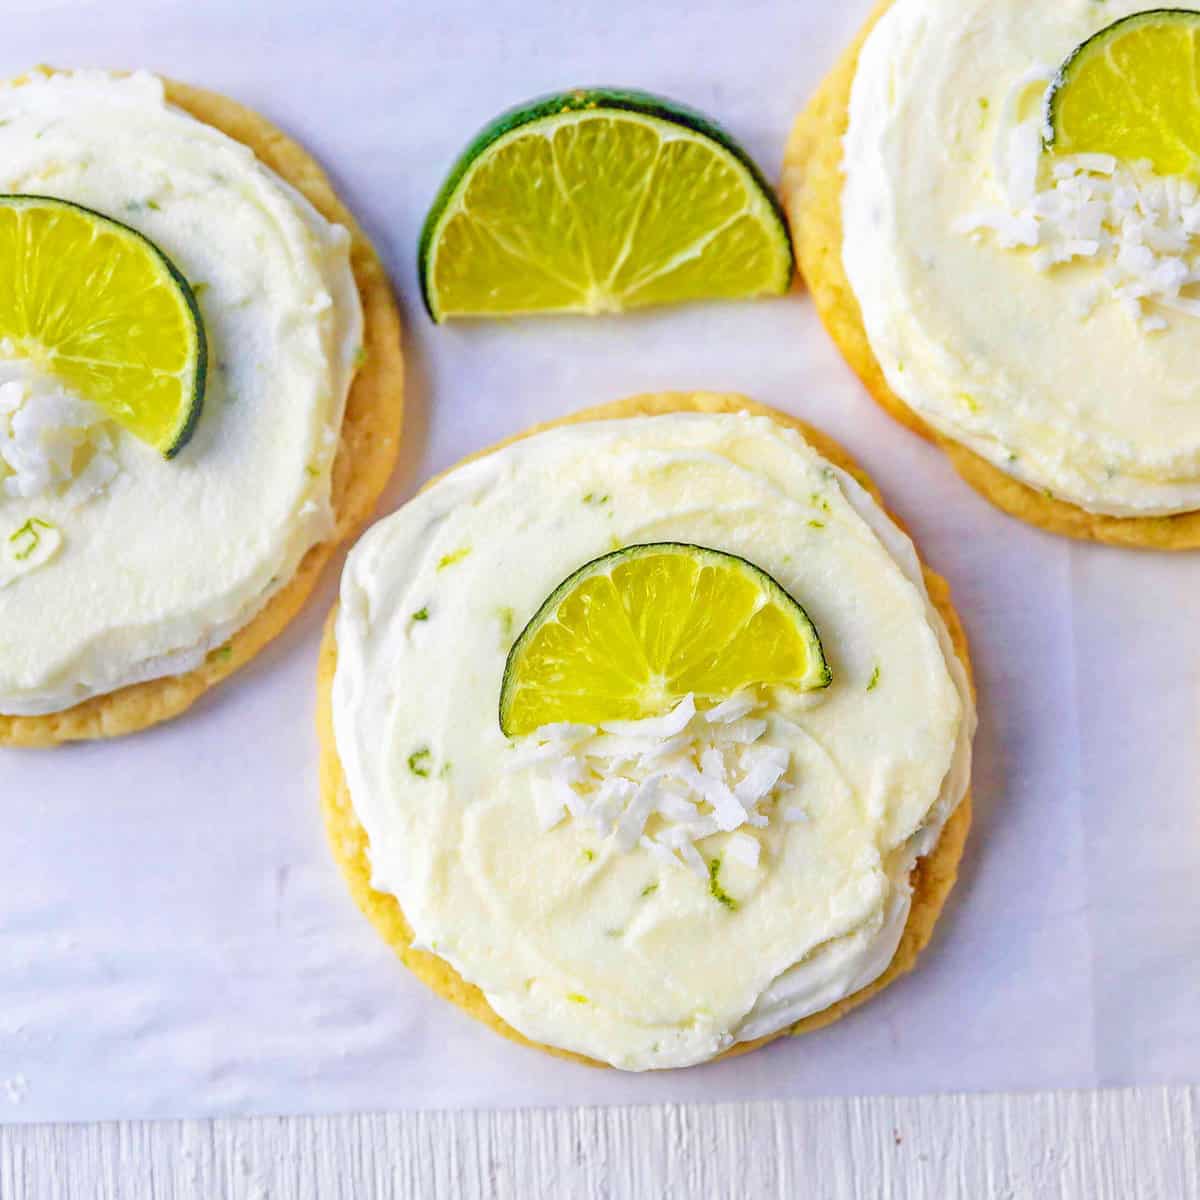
[
  {"left": 420, "top": 88, "right": 794, "bottom": 322},
  {"left": 1045, "top": 9, "right": 1200, "bottom": 176},
  {"left": 0, "top": 194, "right": 206, "bottom": 457},
  {"left": 499, "top": 542, "right": 830, "bottom": 737}
]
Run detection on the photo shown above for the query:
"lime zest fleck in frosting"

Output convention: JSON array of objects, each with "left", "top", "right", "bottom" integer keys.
[
  {"left": 708, "top": 857, "right": 738, "bottom": 911},
  {"left": 437, "top": 546, "right": 471, "bottom": 570},
  {"left": 867, "top": 665, "right": 881, "bottom": 691},
  {"left": 408, "top": 747, "right": 433, "bottom": 777},
  {"left": 496, "top": 606, "right": 516, "bottom": 645},
  {"left": 9, "top": 517, "right": 53, "bottom": 561},
  {"left": 412, "top": 607, "right": 429, "bottom": 621}
]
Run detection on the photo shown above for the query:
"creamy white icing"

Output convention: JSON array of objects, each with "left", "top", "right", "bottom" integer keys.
[
  {"left": 0, "top": 71, "right": 362, "bottom": 715},
  {"left": 333, "top": 412, "right": 974, "bottom": 1070},
  {"left": 838, "top": 0, "right": 1200, "bottom": 516}
]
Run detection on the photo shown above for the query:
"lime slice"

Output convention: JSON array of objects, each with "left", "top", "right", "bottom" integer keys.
[
  {"left": 1045, "top": 10, "right": 1200, "bottom": 175},
  {"left": 0, "top": 195, "right": 206, "bottom": 457},
  {"left": 499, "top": 542, "right": 830, "bottom": 736},
  {"left": 419, "top": 88, "right": 793, "bottom": 322}
]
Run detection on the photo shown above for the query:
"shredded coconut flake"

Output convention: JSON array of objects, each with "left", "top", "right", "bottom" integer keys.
[
  {"left": 734, "top": 745, "right": 789, "bottom": 805},
  {"left": 677, "top": 840, "right": 707, "bottom": 878},
  {"left": 601, "top": 694, "right": 696, "bottom": 739},
  {"left": 517, "top": 694, "right": 793, "bottom": 874},
  {"left": 704, "top": 691, "right": 756, "bottom": 724},
  {"left": 726, "top": 832, "right": 761, "bottom": 869},
  {"left": 0, "top": 364, "right": 119, "bottom": 503},
  {"left": 613, "top": 777, "right": 661, "bottom": 851},
  {"left": 957, "top": 78, "right": 1200, "bottom": 331},
  {"left": 533, "top": 773, "right": 568, "bottom": 832}
]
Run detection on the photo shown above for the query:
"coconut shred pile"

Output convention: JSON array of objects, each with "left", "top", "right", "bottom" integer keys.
[
  {"left": 0, "top": 360, "right": 119, "bottom": 503},
  {"left": 954, "top": 72, "right": 1200, "bottom": 331},
  {"left": 508, "top": 692, "right": 807, "bottom": 876}
]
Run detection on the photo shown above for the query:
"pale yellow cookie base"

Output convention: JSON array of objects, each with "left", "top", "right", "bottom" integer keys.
[
  {"left": 0, "top": 73, "right": 405, "bottom": 748},
  {"left": 782, "top": 4, "right": 1200, "bottom": 549},
  {"left": 317, "top": 390, "right": 975, "bottom": 1070}
]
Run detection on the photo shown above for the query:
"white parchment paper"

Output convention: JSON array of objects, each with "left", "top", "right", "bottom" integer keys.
[{"left": 1, "top": 0, "right": 1198, "bottom": 1123}]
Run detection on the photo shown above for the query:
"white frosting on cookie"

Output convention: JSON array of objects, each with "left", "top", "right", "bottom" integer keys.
[
  {"left": 333, "top": 412, "right": 973, "bottom": 1070},
  {"left": 840, "top": 0, "right": 1200, "bottom": 515},
  {"left": 0, "top": 71, "right": 361, "bottom": 715}
]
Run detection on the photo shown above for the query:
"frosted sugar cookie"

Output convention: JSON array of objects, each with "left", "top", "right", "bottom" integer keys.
[
  {"left": 785, "top": 1, "right": 1200, "bottom": 546},
  {"left": 0, "top": 70, "right": 403, "bottom": 746},
  {"left": 320, "top": 392, "right": 974, "bottom": 1070}
]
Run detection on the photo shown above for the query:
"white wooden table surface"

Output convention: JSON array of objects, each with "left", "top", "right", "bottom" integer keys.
[{"left": 1, "top": 1087, "right": 1196, "bottom": 1197}]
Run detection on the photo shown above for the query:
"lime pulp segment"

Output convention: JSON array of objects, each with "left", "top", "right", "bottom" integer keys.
[
  {"left": 0, "top": 194, "right": 206, "bottom": 457},
  {"left": 420, "top": 88, "right": 794, "bottom": 321},
  {"left": 499, "top": 542, "right": 831, "bottom": 736},
  {"left": 1046, "top": 9, "right": 1200, "bottom": 176}
]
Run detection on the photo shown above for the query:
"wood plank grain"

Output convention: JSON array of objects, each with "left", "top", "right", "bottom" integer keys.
[{"left": 2, "top": 1089, "right": 1197, "bottom": 1198}]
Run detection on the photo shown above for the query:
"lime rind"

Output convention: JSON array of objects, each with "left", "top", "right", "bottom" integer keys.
[
  {"left": 1044, "top": 9, "right": 1200, "bottom": 164},
  {"left": 153, "top": 235, "right": 207, "bottom": 458},
  {"left": 0, "top": 194, "right": 207, "bottom": 458},
  {"left": 498, "top": 541, "right": 831, "bottom": 736},
  {"left": 419, "top": 87, "right": 794, "bottom": 321}
]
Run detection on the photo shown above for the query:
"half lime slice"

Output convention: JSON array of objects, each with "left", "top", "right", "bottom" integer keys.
[
  {"left": 499, "top": 542, "right": 830, "bottom": 736},
  {"left": 0, "top": 195, "right": 206, "bottom": 457},
  {"left": 420, "top": 88, "right": 794, "bottom": 321},
  {"left": 1046, "top": 10, "right": 1200, "bottom": 175}
]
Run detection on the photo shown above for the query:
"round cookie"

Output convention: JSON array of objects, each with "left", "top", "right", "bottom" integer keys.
[
  {"left": 0, "top": 72, "right": 405, "bottom": 748},
  {"left": 318, "top": 391, "right": 973, "bottom": 1069},
  {"left": 782, "top": 3, "right": 1200, "bottom": 550}
]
